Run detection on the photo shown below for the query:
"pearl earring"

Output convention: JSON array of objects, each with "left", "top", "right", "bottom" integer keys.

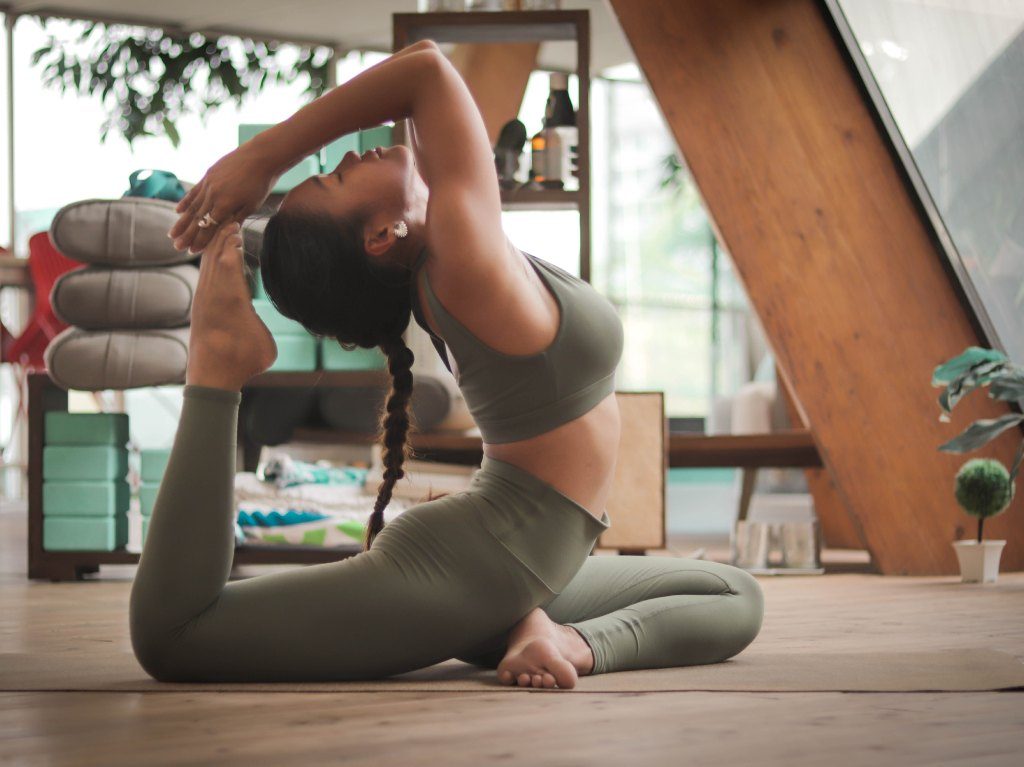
[{"left": 393, "top": 220, "right": 408, "bottom": 239}]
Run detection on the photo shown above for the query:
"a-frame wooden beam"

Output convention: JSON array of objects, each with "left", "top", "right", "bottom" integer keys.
[
  {"left": 609, "top": 0, "right": 1023, "bottom": 574},
  {"left": 448, "top": 42, "right": 540, "bottom": 146}
]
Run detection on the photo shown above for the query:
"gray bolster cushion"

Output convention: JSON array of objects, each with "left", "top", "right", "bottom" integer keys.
[
  {"left": 45, "top": 327, "right": 189, "bottom": 391},
  {"left": 51, "top": 264, "right": 198, "bottom": 329},
  {"left": 317, "top": 376, "right": 452, "bottom": 434},
  {"left": 50, "top": 197, "right": 197, "bottom": 267}
]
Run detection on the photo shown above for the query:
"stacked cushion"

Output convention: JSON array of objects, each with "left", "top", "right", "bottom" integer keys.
[
  {"left": 45, "top": 197, "right": 198, "bottom": 390},
  {"left": 139, "top": 449, "right": 172, "bottom": 544},
  {"left": 42, "top": 412, "right": 130, "bottom": 551}
]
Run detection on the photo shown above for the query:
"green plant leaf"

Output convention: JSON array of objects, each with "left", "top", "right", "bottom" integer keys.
[
  {"left": 932, "top": 346, "right": 1007, "bottom": 386},
  {"left": 989, "top": 370, "right": 1024, "bottom": 402},
  {"left": 937, "top": 359, "right": 1007, "bottom": 412},
  {"left": 162, "top": 117, "right": 180, "bottom": 148},
  {"left": 938, "top": 413, "right": 1024, "bottom": 453},
  {"left": 1010, "top": 440, "right": 1024, "bottom": 483}
]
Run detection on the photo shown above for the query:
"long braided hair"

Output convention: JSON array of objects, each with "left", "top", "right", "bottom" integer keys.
[{"left": 259, "top": 207, "right": 419, "bottom": 550}]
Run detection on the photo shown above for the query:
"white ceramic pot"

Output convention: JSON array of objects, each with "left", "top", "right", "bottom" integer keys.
[{"left": 952, "top": 539, "right": 1006, "bottom": 583}]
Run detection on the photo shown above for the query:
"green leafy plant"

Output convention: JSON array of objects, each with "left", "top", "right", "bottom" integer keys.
[
  {"left": 932, "top": 346, "right": 1024, "bottom": 538},
  {"left": 29, "top": 16, "right": 333, "bottom": 147},
  {"left": 953, "top": 458, "right": 1014, "bottom": 542}
]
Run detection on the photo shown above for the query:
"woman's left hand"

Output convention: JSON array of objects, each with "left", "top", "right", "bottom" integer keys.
[{"left": 168, "top": 141, "right": 283, "bottom": 255}]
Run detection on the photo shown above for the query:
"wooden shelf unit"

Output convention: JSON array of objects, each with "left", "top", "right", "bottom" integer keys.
[
  {"left": 26, "top": 369, "right": 825, "bottom": 580},
  {"left": 392, "top": 9, "right": 592, "bottom": 282}
]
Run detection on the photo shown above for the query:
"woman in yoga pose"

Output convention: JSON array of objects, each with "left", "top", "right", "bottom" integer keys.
[{"left": 133, "top": 39, "right": 763, "bottom": 689}]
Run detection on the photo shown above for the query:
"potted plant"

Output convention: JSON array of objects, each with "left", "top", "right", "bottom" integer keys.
[
  {"left": 952, "top": 459, "right": 1013, "bottom": 582},
  {"left": 932, "top": 346, "right": 1024, "bottom": 583}
]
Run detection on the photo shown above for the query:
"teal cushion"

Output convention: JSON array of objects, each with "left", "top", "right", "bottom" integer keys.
[
  {"left": 43, "top": 446, "right": 128, "bottom": 481},
  {"left": 253, "top": 299, "right": 307, "bottom": 335},
  {"left": 359, "top": 125, "right": 393, "bottom": 152},
  {"left": 140, "top": 449, "right": 171, "bottom": 483},
  {"left": 45, "top": 412, "right": 128, "bottom": 446},
  {"left": 43, "top": 515, "right": 128, "bottom": 551},
  {"left": 321, "top": 340, "right": 387, "bottom": 371},
  {"left": 268, "top": 336, "right": 318, "bottom": 372},
  {"left": 323, "top": 132, "right": 360, "bottom": 173},
  {"left": 139, "top": 482, "right": 160, "bottom": 517},
  {"left": 43, "top": 481, "right": 130, "bottom": 517}
]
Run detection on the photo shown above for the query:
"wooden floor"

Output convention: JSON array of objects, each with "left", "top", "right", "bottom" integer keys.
[{"left": 2, "top": 503, "right": 1022, "bottom": 766}]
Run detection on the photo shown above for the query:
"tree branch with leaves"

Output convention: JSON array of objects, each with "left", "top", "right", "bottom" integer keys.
[{"left": 29, "top": 15, "right": 333, "bottom": 147}]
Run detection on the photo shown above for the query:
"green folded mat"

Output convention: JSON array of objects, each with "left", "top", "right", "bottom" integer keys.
[
  {"left": 359, "top": 125, "right": 393, "bottom": 152},
  {"left": 323, "top": 132, "right": 361, "bottom": 172},
  {"left": 253, "top": 299, "right": 307, "bottom": 335},
  {"left": 44, "top": 412, "right": 128, "bottom": 446},
  {"left": 43, "top": 515, "right": 128, "bottom": 552},
  {"left": 239, "top": 124, "right": 320, "bottom": 193},
  {"left": 140, "top": 449, "right": 171, "bottom": 483},
  {"left": 268, "top": 335, "right": 318, "bottom": 372},
  {"left": 43, "top": 446, "right": 128, "bottom": 481},
  {"left": 142, "top": 516, "right": 150, "bottom": 545},
  {"left": 139, "top": 482, "right": 160, "bottom": 517},
  {"left": 43, "top": 481, "right": 130, "bottom": 517},
  {"left": 322, "top": 340, "right": 387, "bottom": 371}
]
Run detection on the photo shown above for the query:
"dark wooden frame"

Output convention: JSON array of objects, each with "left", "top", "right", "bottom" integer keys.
[{"left": 392, "top": 9, "right": 592, "bottom": 282}]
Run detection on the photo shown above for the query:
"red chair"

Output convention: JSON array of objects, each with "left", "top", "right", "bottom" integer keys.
[{"left": 1, "top": 232, "right": 82, "bottom": 460}]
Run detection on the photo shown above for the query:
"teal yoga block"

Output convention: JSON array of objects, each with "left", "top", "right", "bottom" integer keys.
[
  {"left": 43, "top": 446, "right": 128, "bottom": 481},
  {"left": 253, "top": 299, "right": 306, "bottom": 335},
  {"left": 321, "top": 339, "right": 387, "bottom": 371},
  {"left": 140, "top": 449, "right": 171, "bottom": 483},
  {"left": 45, "top": 412, "right": 128, "bottom": 446},
  {"left": 323, "top": 132, "right": 361, "bottom": 173},
  {"left": 43, "top": 480, "right": 130, "bottom": 517},
  {"left": 360, "top": 125, "right": 393, "bottom": 152},
  {"left": 44, "top": 514, "right": 128, "bottom": 552},
  {"left": 139, "top": 482, "right": 160, "bottom": 517},
  {"left": 268, "top": 335, "right": 318, "bottom": 372},
  {"left": 239, "top": 124, "right": 319, "bottom": 192}
]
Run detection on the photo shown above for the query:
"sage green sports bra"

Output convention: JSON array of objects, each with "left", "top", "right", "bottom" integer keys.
[{"left": 409, "top": 245, "right": 624, "bottom": 444}]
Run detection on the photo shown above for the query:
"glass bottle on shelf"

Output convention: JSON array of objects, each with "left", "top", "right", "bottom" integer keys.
[{"left": 531, "top": 72, "right": 578, "bottom": 191}]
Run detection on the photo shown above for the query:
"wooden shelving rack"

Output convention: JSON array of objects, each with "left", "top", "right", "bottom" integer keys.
[{"left": 393, "top": 9, "right": 593, "bottom": 281}]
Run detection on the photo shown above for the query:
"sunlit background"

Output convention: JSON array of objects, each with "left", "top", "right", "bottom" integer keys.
[{"left": 1, "top": 0, "right": 1021, "bottom": 539}]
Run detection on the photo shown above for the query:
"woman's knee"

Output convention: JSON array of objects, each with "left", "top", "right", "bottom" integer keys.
[{"left": 719, "top": 567, "right": 765, "bottom": 660}]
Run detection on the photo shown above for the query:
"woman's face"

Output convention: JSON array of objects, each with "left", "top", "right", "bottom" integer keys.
[{"left": 279, "top": 143, "right": 423, "bottom": 222}]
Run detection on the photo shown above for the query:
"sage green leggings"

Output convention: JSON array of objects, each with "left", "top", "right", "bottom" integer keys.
[{"left": 129, "top": 386, "right": 764, "bottom": 682}]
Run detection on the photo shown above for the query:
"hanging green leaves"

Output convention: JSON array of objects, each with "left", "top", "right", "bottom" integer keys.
[{"left": 28, "top": 15, "right": 333, "bottom": 147}]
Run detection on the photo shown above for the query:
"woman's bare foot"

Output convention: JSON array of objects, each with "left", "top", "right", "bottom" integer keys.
[
  {"left": 187, "top": 222, "right": 277, "bottom": 391},
  {"left": 496, "top": 607, "right": 595, "bottom": 690}
]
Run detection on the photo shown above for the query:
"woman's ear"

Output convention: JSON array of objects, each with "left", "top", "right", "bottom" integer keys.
[{"left": 364, "top": 220, "right": 395, "bottom": 260}]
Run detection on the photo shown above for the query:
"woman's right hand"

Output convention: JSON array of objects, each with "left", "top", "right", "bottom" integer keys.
[{"left": 168, "top": 140, "right": 285, "bottom": 255}]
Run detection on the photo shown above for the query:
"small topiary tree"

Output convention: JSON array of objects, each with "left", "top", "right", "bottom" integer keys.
[
  {"left": 932, "top": 347, "right": 1023, "bottom": 521},
  {"left": 954, "top": 458, "right": 1015, "bottom": 542}
]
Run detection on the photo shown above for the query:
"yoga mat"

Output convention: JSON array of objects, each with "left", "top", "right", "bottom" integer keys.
[{"left": 2, "top": 649, "right": 1022, "bottom": 692}]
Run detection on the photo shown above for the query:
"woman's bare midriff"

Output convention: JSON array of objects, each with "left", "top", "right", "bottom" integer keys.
[
  {"left": 416, "top": 244, "right": 620, "bottom": 520},
  {"left": 483, "top": 391, "right": 621, "bottom": 520}
]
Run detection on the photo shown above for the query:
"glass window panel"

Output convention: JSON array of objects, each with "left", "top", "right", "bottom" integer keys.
[{"left": 836, "top": 0, "right": 1024, "bottom": 362}]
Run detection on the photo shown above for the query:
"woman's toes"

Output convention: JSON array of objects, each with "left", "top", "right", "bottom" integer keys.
[
  {"left": 543, "top": 672, "right": 556, "bottom": 688},
  {"left": 498, "top": 669, "right": 514, "bottom": 685},
  {"left": 531, "top": 674, "right": 543, "bottom": 688},
  {"left": 549, "top": 655, "right": 578, "bottom": 690},
  {"left": 517, "top": 673, "right": 531, "bottom": 687}
]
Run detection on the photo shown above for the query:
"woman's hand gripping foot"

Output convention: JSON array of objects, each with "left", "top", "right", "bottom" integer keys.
[
  {"left": 496, "top": 607, "right": 595, "bottom": 690},
  {"left": 186, "top": 222, "right": 277, "bottom": 392}
]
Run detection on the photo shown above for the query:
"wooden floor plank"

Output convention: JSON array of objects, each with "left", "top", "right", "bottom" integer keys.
[{"left": 2, "top": 503, "right": 1021, "bottom": 766}]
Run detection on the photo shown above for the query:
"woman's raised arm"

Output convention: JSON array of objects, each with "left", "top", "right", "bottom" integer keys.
[{"left": 171, "top": 38, "right": 500, "bottom": 257}]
